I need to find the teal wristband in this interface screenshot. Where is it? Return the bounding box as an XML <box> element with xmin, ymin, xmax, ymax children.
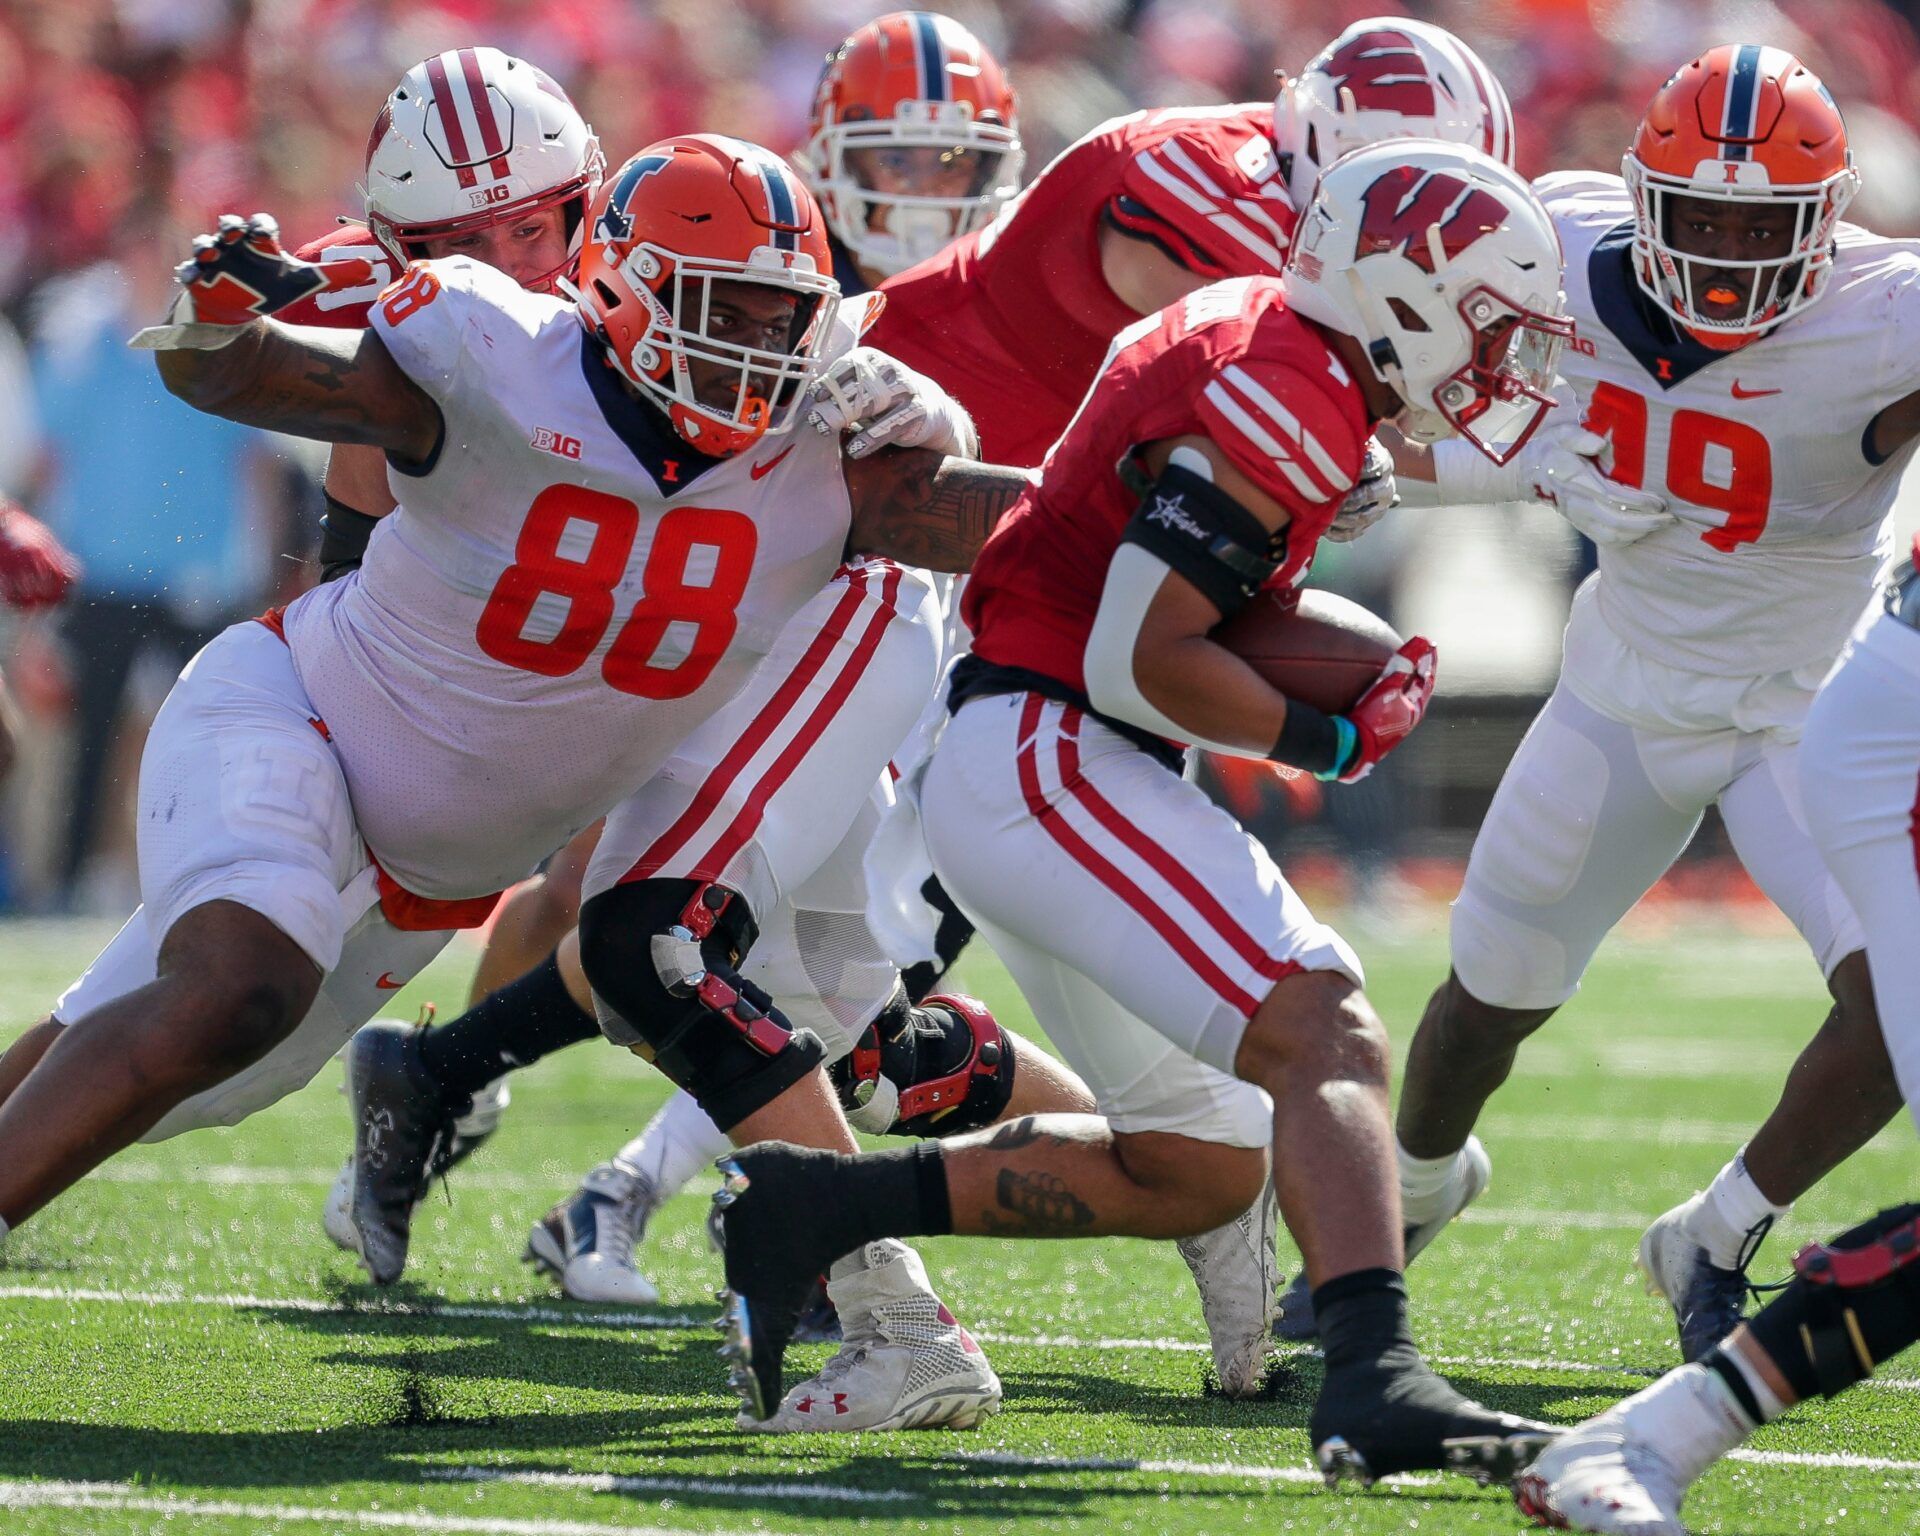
<box><xmin>1313</xmin><ymin>716</ymin><xmax>1359</xmax><ymax>781</ymax></box>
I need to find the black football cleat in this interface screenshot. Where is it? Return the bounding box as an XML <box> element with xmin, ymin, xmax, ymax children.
<box><xmin>706</xmin><ymin>1148</ymin><xmax>845</xmax><ymax>1419</ymax></box>
<box><xmin>345</xmin><ymin>1020</ymin><xmax>465</xmax><ymax>1286</ymax></box>
<box><xmin>1311</xmin><ymin>1351</ymin><xmax>1560</xmax><ymax>1488</ymax></box>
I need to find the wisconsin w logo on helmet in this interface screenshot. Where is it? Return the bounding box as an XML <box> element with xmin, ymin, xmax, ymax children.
<box><xmin>1321</xmin><ymin>30</ymin><xmax>1441</xmax><ymax>115</ymax></box>
<box><xmin>1355</xmin><ymin>167</ymin><xmax>1508</xmax><ymax>275</ymax></box>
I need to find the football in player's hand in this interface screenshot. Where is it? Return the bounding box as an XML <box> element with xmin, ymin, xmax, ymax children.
<box><xmin>1213</xmin><ymin>589</ymin><xmax>1402</xmax><ymax>714</ymax></box>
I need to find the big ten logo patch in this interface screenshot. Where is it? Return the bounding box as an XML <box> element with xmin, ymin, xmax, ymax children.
<box><xmin>531</xmin><ymin>427</ymin><xmax>584</xmax><ymax>460</ymax></box>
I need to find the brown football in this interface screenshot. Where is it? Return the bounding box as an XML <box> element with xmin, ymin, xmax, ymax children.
<box><xmin>1212</xmin><ymin>589</ymin><xmax>1401</xmax><ymax>715</ymax></box>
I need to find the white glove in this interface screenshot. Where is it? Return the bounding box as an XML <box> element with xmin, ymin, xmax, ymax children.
<box><xmin>1325</xmin><ymin>435</ymin><xmax>1397</xmax><ymax>543</ymax></box>
<box><xmin>1525</xmin><ymin>418</ymin><xmax>1674</xmax><ymax>547</ymax></box>
<box><xmin>805</xmin><ymin>347</ymin><xmax>978</xmax><ymax>459</ymax></box>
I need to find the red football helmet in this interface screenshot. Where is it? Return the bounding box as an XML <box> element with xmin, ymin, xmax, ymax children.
<box><xmin>796</xmin><ymin>10</ymin><xmax>1022</xmax><ymax>277</ymax></box>
<box><xmin>362</xmin><ymin>47</ymin><xmax>604</xmax><ymax>294</ymax></box>
<box><xmin>576</xmin><ymin>136</ymin><xmax>842</xmax><ymax>458</ymax></box>
<box><xmin>1624</xmin><ymin>45</ymin><xmax>1858</xmax><ymax>349</ymax></box>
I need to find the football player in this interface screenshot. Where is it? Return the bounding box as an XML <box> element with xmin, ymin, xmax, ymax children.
<box><xmin>0</xmin><ymin>136</ymin><xmax>1011</xmax><ymax>1390</ymax></box>
<box><xmin>0</xmin><ymin>500</ymin><xmax>80</xmax><ymax>783</ymax></box>
<box><xmin>709</xmin><ymin>140</ymin><xmax>1575</xmax><ymax>1481</ymax></box>
<box><xmin>1284</xmin><ymin>47</ymin><xmax>1920</xmax><ymax>1359</ymax></box>
<box><xmin>1514</xmin><ymin>543</ymin><xmax>1920</xmax><ymax>1530</ymax></box>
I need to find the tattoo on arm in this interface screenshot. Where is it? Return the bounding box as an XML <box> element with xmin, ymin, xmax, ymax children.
<box><xmin>849</xmin><ymin>448</ymin><xmax>1030</xmax><ymax>572</ymax></box>
<box><xmin>154</xmin><ymin>323</ymin><xmax>440</xmax><ymax>460</ymax></box>
<box><xmin>982</xmin><ymin>1169</ymin><xmax>1096</xmax><ymax>1236</ymax></box>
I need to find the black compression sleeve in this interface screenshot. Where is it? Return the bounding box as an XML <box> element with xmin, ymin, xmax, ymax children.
<box><xmin>319</xmin><ymin>495</ymin><xmax>381</xmax><ymax>582</ymax></box>
<box><xmin>1119</xmin><ymin>460</ymin><xmax>1284</xmax><ymax>618</ymax></box>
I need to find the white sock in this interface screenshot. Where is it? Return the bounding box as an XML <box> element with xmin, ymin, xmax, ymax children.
<box><xmin>1692</xmin><ymin>1149</ymin><xmax>1791</xmax><ymax>1270</ymax></box>
<box><xmin>615</xmin><ymin>1090</ymin><xmax>730</xmax><ymax>1201</ymax></box>
<box><xmin>1616</xmin><ymin>1362</ymin><xmax>1758</xmax><ymax>1487</ymax></box>
<box><xmin>1398</xmin><ymin>1140</ymin><xmax>1464</xmax><ymax>1226</ymax></box>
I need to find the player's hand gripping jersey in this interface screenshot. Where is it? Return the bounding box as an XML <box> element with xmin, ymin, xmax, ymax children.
<box><xmin>1545</xmin><ymin>170</ymin><xmax>1920</xmax><ymax>682</ymax></box>
<box><xmin>280</xmin><ymin>257</ymin><xmax>869</xmax><ymax>900</ymax></box>
<box><xmin>869</xmin><ymin>107</ymin><xmax>1296</xmax><ymax>465</ymax></box>
<box><xmin>961</xmin><ymin>275</ymin><xmax>1366</xmax><ymax>712</ymax></box>
<box><xmin>280</xmin><ymin>225</ymin><xmax>399</xmax><ymax>329</ymax></box>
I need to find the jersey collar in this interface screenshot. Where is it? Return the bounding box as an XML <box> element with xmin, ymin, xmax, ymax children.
<box><xmin>578</xmin><ymin>333</ymin><xmax>726</xmax><ymax>493</ymax></box>
<box><xmin>1588</xmin><ymin>221</ymin><xmax>1727</xmax><ymax>391</ymax></box>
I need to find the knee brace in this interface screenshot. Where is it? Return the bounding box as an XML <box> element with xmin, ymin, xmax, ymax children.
<box><xmin>901</xmin><ymin>874</ymin><xmax>977</xmax><ymax>1004</ymax></box>
<box><xmin>829</xmin><ymin>989</ymin><xmax>1015</xmax><ymax>1138</ymax></box>
<box><xmin>1740</xmin><ymin>1204</ymin><xmax>1920</xmax><ymax>1400</ymax></box>
<box><xmin>577</xmin><ymin>878</ymin><xmax>826</xmax><ymax>1134</ymax></box>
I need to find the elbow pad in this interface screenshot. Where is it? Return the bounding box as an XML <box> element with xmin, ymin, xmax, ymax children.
<box><xmin>1118</xmin><ymin>458</ymin><xmax>1286</xmax><ymax>620</ymax></box>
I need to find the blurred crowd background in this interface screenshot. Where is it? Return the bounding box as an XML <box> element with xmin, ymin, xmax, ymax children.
<box><xmin>3</xmin><ymin>0</ymin><xmax>1919</xmax><ymax>918</ymax></box>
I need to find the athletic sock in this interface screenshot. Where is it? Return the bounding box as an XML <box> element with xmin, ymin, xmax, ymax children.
<box><xmin>757</xmin><ymin>1142</ymin><xmax>951</xmax><ymax>1262</ymax></box>
<box><xmin>1398</xmin><ymin>1141</ymin><xmax>1465</xmax><ymax>1227</ymax></box>
<box><xmin>1313</xmin><ymin>1267</ymin><xmax>1418</xmax><ymax>1367</ymax></box>
<box><xmin>615</xmin><ymin>1090</ymin><xmax>730</xmax><ymax>1200</ymax></box>
<box><xmin>416</xmin><ymin>950</ymin><xmax>598</xmax><ymax>1102</ymax></box>
<box><xmin>1692</xmin><ymin>1149</ymin><xmax>1791</xmax><ymax>1270</ymax></box>
<box><xmin>1615</xmin><ymin>1361</ymin><xmax>1760</xmax><ymax>1488</ymax></box>
<box><xmin>1703</xmin><ymin>1342</ymin><xmax>1790</xmax><ymax>1425</ymax></box>
<box><xmin>829</xmin><ymin>1237</ymin><xmax>913</xmax><ymax>1282</ymax></box>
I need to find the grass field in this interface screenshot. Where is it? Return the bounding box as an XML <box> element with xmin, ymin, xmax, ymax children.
<box><xmin>3</xmin><ymin>912</ymin><xmax>1917</xmax><ymax>1536</ymax></box>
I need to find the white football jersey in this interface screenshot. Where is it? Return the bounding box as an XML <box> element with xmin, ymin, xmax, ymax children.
<box><xmin>1546</xmin><ymin>171</ymin><xmax>1920</xmax><ymax>679</ymax></box>
<box><xmin>283</xmin><ymin>257</ymin><xmax>860</xmax><ymax>899</ymax></box>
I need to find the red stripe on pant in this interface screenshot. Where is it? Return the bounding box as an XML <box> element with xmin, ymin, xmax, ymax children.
<box><xmin>458</xmin><ymin>47</ymin><xmax>513</xmax><ymax>181</ymax></box>
<box><xmin>424</xmin><ymin>53</ymin><xmax>479</xmax><ymax>189</ymax></box>
<box><xmin>618</xmin><ymin>567</ymin><xmax>893</xmax><ymax>885</ymax></box>
<box><xmin>686</xmin><ymin>564</ymin><xmax>907</xmax><ymax>879</ymax></box>
<box><xmin>1013</xmin><ymin>694</ymin><xmax>1262</xmax><ymax>1018</ymax></box>
<box><xmin>1908</xmin><ymin>767</ymin><xmax>1920</xmax><ymax>889</ymax></box>
<box><xmin>1054</xmin><ymin>707</ymin><xmax>1301</xmax><ymax>984</ymax></box>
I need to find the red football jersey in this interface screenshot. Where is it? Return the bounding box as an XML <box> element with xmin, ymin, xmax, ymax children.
<box><xmin>280</xmin><ymin>223</ymin><xmax>401</xmax><ymax>329</ymax></box>
<box><xmin>964</xmin><ymin>276</ymin><xmax>1371</xmax><ymax>695</ymax></box>
<box><xmin>868</xmin><ymin>105</ymin><xmax>1296</xmax><ymax>467</ymax></box>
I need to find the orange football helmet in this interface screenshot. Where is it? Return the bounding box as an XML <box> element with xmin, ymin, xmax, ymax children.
<box><xmin>576</xmin><ymin>136</ymin><xmax>841</xmax><ymax>457</ymax></box>
<box><xmin>797</xmin><ymin>10</ymin><xmax>1022</xmax><ymax>277</ymax></box>
<box><xmin>1624</xmin><ymin>44</ymin><xmax>1858</xmax><ymax>349</ymax></box>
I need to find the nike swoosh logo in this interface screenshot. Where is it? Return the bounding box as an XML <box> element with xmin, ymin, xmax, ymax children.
<box><xmin>750</xmin><ymin>445</ymin><xmax>795</xmax><ymax>480</ymax></box>
<box><xmin>1730</xmin><ymin>381</ymin><xmax>1782</xmax><ymax>399</ymax></box>
<box><xmin>375</xmin><ymin>973</ymin><xmax>405</xmax><ymax>990</ymax></box>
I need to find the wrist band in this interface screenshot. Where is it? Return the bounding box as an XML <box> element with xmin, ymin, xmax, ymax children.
<box><xmin>1270</xmin><ymin>700</ymin><xmax>1343</xmax><ymax>775</ymax></box>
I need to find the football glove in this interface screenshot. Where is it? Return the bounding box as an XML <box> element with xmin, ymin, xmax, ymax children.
<box><xmin>1525</xmin><ymin>417</ymin><xmax>1673</xmax><ymax>548</ymax></box>
<box><xmin>805</xmin><ymin>347</ymin><xmax>978</xmax><ymax>459</ymax></box>
<box><xmin>130</xmin><ymin>213</ymin><xmax>379</xmax><ymax>352</ymax></box>
<box><xmin>0</xmin><ymin>505</ymin><xmax>79</xmax><ymax>610</ymax></box>
<box><xmin>1324</xmin><ymin>637</ymin><xmax>1436</xmax><ymax>784</ymax></box>
<box><xmin>1325</xmin><ymin>435</ymin><xmax>1397</xmax><ymax>543</ymax></box>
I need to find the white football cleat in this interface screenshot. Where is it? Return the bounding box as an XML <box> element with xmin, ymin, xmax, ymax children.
<box><xmin>1176</xmin><ymin>1182</ymin><xmax>1279</xmax><ymax>1397</ymax></box>
<box><xmin>1637</xmin><ymin>1197</ymin><xmax>1757</xmax><ymax>1363</ymax></box>
<box><xmin>1515</xmin><ymin>1413</ymin><xmax>1688</xmax><ymax>1535</ymax></box>
<box><xmin>743</xmin><ymin>1242</ymin><xmax>1001</xmax><ymax>1432</ymax></box>
<box><xmin>322</xmin><ymin>1159</ymin><xmax>358</xmax><ymax>1252</ymax></box>
<box><xmin>525</xmin><ymin>1160</ymin><xmax>662</xmax><ymax>1306</ymax></box>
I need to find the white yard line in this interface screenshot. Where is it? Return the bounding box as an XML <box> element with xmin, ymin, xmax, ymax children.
<box><xmin>0</xmin><ymin>1481</ymin><xmax>785</xmax><ymax>1536</ymax></box>
<box><xmin>426</xmin><ymin>1466</ymin><xmax>909</xmax><ymax>1503</ymax></box>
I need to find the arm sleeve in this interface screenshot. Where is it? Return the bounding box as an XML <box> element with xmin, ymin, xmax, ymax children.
<box><xmin>1191</xmin><ymin>360</ymin><xmax>1364</xmax><ymax>526</ymax></box>
<box><xmin>1106</xmin><ymin>132</ymin><xmax>1291</xmax><ymax>279</ymax></box>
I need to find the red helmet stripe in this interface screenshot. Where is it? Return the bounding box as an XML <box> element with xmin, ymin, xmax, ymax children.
<box><xmin>424</xmin><ymin>53</ymin><xmax>479</xmax><ymax>189</ymax></box>
<box><xmin>1453</xmin><ymin>36</ymin><xmax>1508</xmax><ymax>163</ymax></box>
<box><xmin>459</xmin><ymin>48</ymin><xmax>514</xmax><ymax>181</ymax></box>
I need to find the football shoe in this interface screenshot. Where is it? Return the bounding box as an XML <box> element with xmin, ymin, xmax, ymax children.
<box><xmin>744</xmin><ymin>1242</ymin><xmax>1000</xmax><ymax>1432</ymax></box>
<box><xmin>1274</xmin><ymin>1135</ymin><xmax>1491</xmax><ymax>1341</ymax></box>
<box><xmin>1177</xmin><ymin>1181</ymin><xmax>1280</xmax><ymax>1397</ymax></box>
<box><xmin>524</xmin><ymin>1159</ymin><xmax>662</xmax><ymax>1306</ymax></box>
<box><xmin>344</xmin><ymin>1020</ymin><xmax>466</xmax><ymax>1285</ymax></box>
<box><xmin>1515</xmin><ymin>1412</ymin><xmax>1687</xmax><ymax>1535</ymax></box>
<box><xmin>1637</xmin><ymin>1196</ymin><xmax>1763</xmax><ymax>1362</ymax></box>
<box><xmin>323</xmin><ymin>1077</ymin><xmax>510</xmax><ymax>1254</ymax></box>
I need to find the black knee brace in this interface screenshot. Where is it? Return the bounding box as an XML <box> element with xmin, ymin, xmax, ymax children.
<box><xmin>829</xmin><ymin>989</ymin><xmax>1015</xmax><ymax>1138</ymax></box>
<box><xmin>1740</xmin><ymin>1203</ymin><xmax>1920</xmax><ymax>1400</ymax></box>
<box><xmin>901</xmin><ymin>874</ymin><xmax>977</xmax><ymax>1004</ymax></box>
<box><xmin>577</xmin><ymin>878</ymin><xmax>826</xmax><ymax>1133</ymax></box>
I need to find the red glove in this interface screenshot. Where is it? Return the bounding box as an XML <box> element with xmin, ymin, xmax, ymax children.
<box><xmin>0</xmin><ymin>505</ymin><xmax>79</xmax><ymax>610</ymax></box>
<box><xmin>1334</xmin><ymin>637</ymin><xmax>1436</xmax><ymax>783</ymax></box>
<box><xmin>130</xmin><ymin>213</ymin><xmax>379</xmax><ymax>351</ymax></box>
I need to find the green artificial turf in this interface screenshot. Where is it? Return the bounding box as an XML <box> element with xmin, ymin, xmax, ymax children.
<box><xmin>2</xmin><ymin>914</ymin><xmax>1915</xmax><ymax>1535</ymax></box>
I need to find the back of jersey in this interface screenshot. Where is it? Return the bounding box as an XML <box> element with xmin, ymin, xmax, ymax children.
<box><xmin>1547</xmin><ymin>171</ymin><xmax>1920</xmax><ymax>678</ymax></box>
<box><xmin>966</xmin><ymin>276</ymin><xmax>1365</xmax><ymax>697</ymax></box>
<box><xmin>281</xmin><ymin>257</ymin><xmax>854</xmax><ymax>899</ymax></box>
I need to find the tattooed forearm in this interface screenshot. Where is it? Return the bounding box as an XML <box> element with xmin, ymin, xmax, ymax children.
<box><xmin>979</xmin><ymin>1115</ymin><xmax>1104</xmax><ymax>1153</ymax></box>
<box><xmin>155</xmin><ymin>323</ymin><xmax>439</xmax><ymax>458</ymax></box>
<box><xmin>985</xmin><ymin>1169</ymin><xmax>1096</xmax><ymax>1235</ymax></box>
<box><xmin>849</xmin><ymin>448</ymin><xmax>1030</xmax><ymax>572</ymax></box>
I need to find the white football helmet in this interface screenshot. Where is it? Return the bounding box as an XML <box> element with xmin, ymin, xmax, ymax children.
<box><xmin>1283</xmin><ymin>141</ymin><xmax>1570</xmax><ymax>464</ymax></box>
<box><xmin>1274</xmin><ymin>18</ymin><xmax>1516</xmax><ymax>211</ymax></box>
<box><xmin>363</xmin><ymin>46</ymin><xmax>605</xmax><ymax>292</ymax></box>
